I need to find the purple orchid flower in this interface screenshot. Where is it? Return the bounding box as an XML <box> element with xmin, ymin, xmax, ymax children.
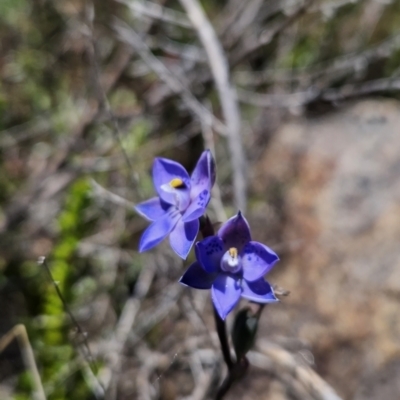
<box><xmin>135</xmin><ymin>150</ymin><xmax>216</xmax><ymax>259</ymax></box>
<box><xmin>179</xmin><ymin>212</ymin><xmax>279</xmax><ymax>319</ymax></box>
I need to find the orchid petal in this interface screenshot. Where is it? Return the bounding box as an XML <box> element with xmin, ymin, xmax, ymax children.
<box><xmin>182</xmin><ymin>190</ymin><xmax>210</xmax><ymax>222</ymax></box>
<box><xmin>169</xmin><ymin>219</ymin><xmax>199</xmax><ymax>259</ymax></box>
<box><xmin>152</xmin><ymin>157</ymin><xmax>190</xmax><ymax>206</ymax></box>
<box><xmin>212</xmin><ymin>274</ymin><xmax>242</xmax><ymax>320</ymax></box>
<box><xmin>179</xmin><ymin>261</ymin><xmax>217</xmax><ymax>289</ymax></box>
<box><xmin>218</xmin><ymin>211</ymin><xmax>251</xmax><ymax>251</ymax></box>
<box><xmin>134</xmin><ymin>197</ymin><xmax>170</xmax><ymax>221</ymax></box>
<box><xmin>195</xmin><ymin>236</ymin><xmax>224</xmax><ymax>273</ymax></box>
<box><xmin>241</xmin><ymin>278</ymin><xmax>278</xmax><ymax>303</ymax></box>
<box><xmin>242</xmin><ymin>241</ymin><xmax>279</xmax><ymax>282</ymax></box>
<box><xmin>190</xmin><ymin>150</ymin><xmax>216</xmax><ymax>199</ymax></box>
<box><xmin>139</xmin><ymin>209</ymin><xmax>180</xmax><ymax>252</ymax></box>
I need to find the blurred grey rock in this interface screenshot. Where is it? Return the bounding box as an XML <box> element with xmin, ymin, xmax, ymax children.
<box><xmin>253</xmin><ymin>99</ymin><xmax>400</xmax><ymax>399</ymax></box>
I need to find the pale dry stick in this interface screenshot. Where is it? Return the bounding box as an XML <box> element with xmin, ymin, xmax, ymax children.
<box><xmin>314</xmin><ymin>0</ymin><xmax>364</xmax><ymax>20</ymax></box>
<box><xmin>0</xmin><ymin>324</ymin><xmax>46</xmax><ymax>400</ymax></box>
<box><xmin>77</xmin><ymin>349</ymin><xmax>106</xmax><ymax>399</ymax></box>
<box><xmin>179</xmin><ymin>0</ymin><xmax>247</xmax><ymax>212</ymax></box>
<box><xmin>231</xmin><ymin>0</ymin><xmax>315</xmax><ymax>66</ymax></box>
<box><xmin>182</xmin><ymin>294</ymin><xmax>208</xmax><ymax>333</ymax></box>
<box><xmin>217</xmin><ymin>0</ymin><xmax>282</xmax><ymax>47</ymax></box>
<box><xmin>312</xmin><ymin>32</ymin><xmax>400</xmax><ymax>85</ymax></box>
<box><xmin>235</xmin><ymin>31</ymin><xmax>400</xmax><ymax>89</ymax></box>
<box><xmin>199</xmin><ymin>109</ymin><xmax>227</xmax><ymax>222</ymax></box>
<box><xmin>101</xmin><ymin>261</ymin><xmax>156</xmax><ymax>398</ymax></box>
<box><xmin>136</xmin><ymin>347</ymin><xmax>171</xmax><ymax>400</ymax></box>
<box><xmin>84</xmin><ymin>4</ymin><xmax>140</xmax><ymax>193</ymax></box>
<box><xmin>92</xmin><ymin>282</ymin><xmax>183</xmax><ymax>384</ymax></box>
<box><xmin>39</xmin><ymin>256</ymin><xmax>102</xmax><ymax>383</ymax></box>
<box><xmin>217</xmin><ymin>0</ymin><xmax>245</xmax><ymax>24</ymax></box>
<box><xmin>184</xmin><ymin>290</ymin><xmax>223</xmax><ymax>365</ymax></box>
<box><xmin>143</xmin><ymin>0</ymin><xmax>282</xmax><ymax>107</ymax></box>
<box><xmin>172</xmin><ymin>334</ymin><xmax>208</xmax><ymax>400</ymax></box>
<box><xmin>249</xmin><ymin>341</ymin><xmax>343</xmax><ymax>400</ymax></box>
<box><xmin>238</xmin><ymin>76</ymin><xmax>400</xmax><ymax>109</ymax></box>
<box><xmin>247</xmin><ymin>352</ymin><xmax>317</xmax><ymax>400</ymax></box>
<box><xmin>117</xmin><ymin>0</ymin><xmax>192</xmax><ymax>28</ymax></box>
<box><xmin>42</xmin><ymin>354</ymin><xmax>104</xmax><ymax>399</ymax></box>
<box><xmin>140</xmin><ymin>0</ymin><xmax>282</xmax><ymax>109</ymax></box>
<box><xmin>43</xmin><ymin>357</ymin><xmax>82</xmax><ymax>396</ymax></box>
<box><xmin>145</xmin><ymin>35</ymin><xmax>206</xmax><ymax>63</ymax></box>
<box><xmin>184</xmin><ymin>352</ymin><xmax>217</xmax><ymax>400</ymax></box>
<box><xmin>221</xmin><ymin>0</ymin><xmax>264</xmax><ymax>49</ymax></box>
<box><xmin>354</xmin><ymin>0</ymin><xmax>387</xmax><ymax>45</ymax></box>
<box><xmin>215</xmin><ymin>0</ymin><xmax>253</xmax><ymax>39</ymax></box>
<box><xmin>187</xmin><ymin>370</ymin><xmax>215</xmax><ymax>400</ymax></box>
<box><xmin>78</xmin><ymin>123</ymin><xmax>200</xmax><ymax>175</ymax></box>
<box><xmin>118</xmin><ymin>283</ymin><xmax>184</xmax><ymax>351</ymax></box>
<box><xmin>233</xmin><ymin>68</ymin><xmax>305</xmax><ymax>87</ymax></box>
<box><xmin>237</xmin><ymin>87</ymin><xmax>319</xmax><ymax>109</ymax></box>
<box><xmin>113</xmin><ymin>20</ymin><xmax>227</xmax><ymax>137</ymax></box>
<box><xmin>91</xmin><ymin>179</ymin><xmax>136</xmax><ymax>209</ymax></box>
<box><xmin>321</xmin><ymin>76</ymin><xmax>400</xmax><ymax>102</ymax></box>
<box><xmin>0</xmin><ymin>115</ymin><xmax>51</xmax><ymax>148</ymax></box>
<box><xmin>0</xmin><ymin>42</ymin><xmax>134</xmax><ymax>234</ymax></box>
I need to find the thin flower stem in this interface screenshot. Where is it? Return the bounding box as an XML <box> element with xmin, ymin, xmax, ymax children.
<box><xmin>215</xmin><ymin>358</ymin><xmax>249</xmax><ymax>400</ymax></box>
<box><xmin>213</xmin><ymin>306</ymin><xmax>234</xmax><ymax>371</ymax></box>
<box><xmin>199</xmin><ymin>215</ymin><xmax>234</xmax><ymax>371</ymax></box>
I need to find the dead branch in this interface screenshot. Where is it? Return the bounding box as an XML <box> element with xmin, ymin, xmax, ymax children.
<box><xmin>113</xmin><ymin>19</ymin><xmax>228</xmax><ymax>137</ymax></box>
<box><xmin>248</xmin><ymin>340</ymin><xmax>343</xmax><ymax>400</ymax></box>
<box><xmin>0</xmin><ymin>325</ymin><xmax>46</xmax><ymax>400</ymax></box>
<box><xmin>179</xmin><ymin>0</ymin><xmax>247</xmax><ymax>212</ymax></box>
<box><xmin>118</xmin><ymin>0</ymin><xmax>192</xmax><ymax>29</ymax></box>
<box><xmin>101</xmin><ymin>261</ymin><xmax>156</xmax><ymax>399</ymax></box>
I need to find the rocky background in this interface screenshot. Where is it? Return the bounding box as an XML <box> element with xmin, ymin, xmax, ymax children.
<box><xmin>252</xmin><ymin>99</ymin><xmax>400</xmax><ymax>399</ymax></box>
<box><xmin>1</xmin><ymin>0</ymin><xmax>400</xmax><ymax>399</ymax></box>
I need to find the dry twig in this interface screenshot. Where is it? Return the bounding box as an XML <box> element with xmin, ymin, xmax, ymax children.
<box><xmin>0</xmin><ymin>325</ymin><xmax>46</xmax><ymax>400</ymax></box>
<box><xmin>113</xmin><ymin>19</ymin><xmax>228</xmax><ymax>137</ymax></box>
<box><xmin>248</xmin><ymin>340</ymin><xmax>343</xmax><ymax>400</ymax></box>
<box><xmin>101</xmin><ymin>261</ymin><xmax>156</xmax><ymax>399</ymax></box>
<box><xmin>179</xmin><ymin>0</ymin><xmax>247</xmax><ymax>212</ymax></box>
<box><xmin>118</xmin><ymin>0</ymin><xmax>192</xmax><ymax>28</ymax></box>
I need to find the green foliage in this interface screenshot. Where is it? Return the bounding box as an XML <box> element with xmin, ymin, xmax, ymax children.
<box><xmin>110</xmin><ymin>87</ymin><xmax>138</xmax><ymax>110</ymax></box>
<box><xmin>280</xmin><ymin>35</ymin><xmax>319</xmax><ymax>69</ymax></box>
<box><xmin>0</xmin><ymin>0</ymin><xmax>30</xmax><ymax>25</ymax></box>
<box><xmin>40</xmin><ymin>179</ymin><xmax>92</xmax><ymax>399</ymax></box>
<box><xmin>120</xmin><ymin>118</ymin><xmax>152</xmax><ymax>156</ymax></box>
<box><xmin>385</xmin><ymin>48</ymin><xmax>400</xmax><ymax>76</ymax></box>
<box><xmin>231</xmin><ymin>308</ymin><xmax>259</xmax><ymax>361</ymax></box>
<box><xmin>13</xmin><ymin>370</ymin><xmax>36</xmax><ymax>400</ymax></box>
<box><xmin>3</xmin><ymin>0</ymin><xmax>400</xmax><ymax>398</ymax></box>
<box><xmin>12</xmin><ymin>178</ymin><xmax>95</xmax><ymax>400</ymax></box>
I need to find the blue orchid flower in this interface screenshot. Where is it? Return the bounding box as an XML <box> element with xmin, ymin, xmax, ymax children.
<box><xmin>180</xmin><ymin>212</ymin><xmax>279</xmax><ymax>319</ymax></box>
<box><xmin>135</xmin><ymin>150</ymin><xmax>216</xmax><ymax>259</ymax></box>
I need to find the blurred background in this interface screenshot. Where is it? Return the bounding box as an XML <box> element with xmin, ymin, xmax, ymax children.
<box><xmin>1</xmin><ymin>0</ymin><xmax>400</xmax><ymax>399</ymax></box>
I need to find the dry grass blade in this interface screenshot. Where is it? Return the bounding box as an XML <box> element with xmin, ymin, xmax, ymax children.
<box><xmin>0</xmin><ymin>325</ymin><xmax>46</xmax><ymax>400</ymax></box>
